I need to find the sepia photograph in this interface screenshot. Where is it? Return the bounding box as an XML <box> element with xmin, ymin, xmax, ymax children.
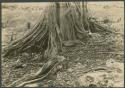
<box><xmin>2</xmin><ymin>1</ymin><xmax>124</xmax><ymax>87</ymax></box>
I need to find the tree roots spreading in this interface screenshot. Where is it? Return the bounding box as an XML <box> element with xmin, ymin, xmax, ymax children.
<box><xmin>4</xmin><ymin>2</ymin><xmax>114</xmax><ymax>87</ymax></box>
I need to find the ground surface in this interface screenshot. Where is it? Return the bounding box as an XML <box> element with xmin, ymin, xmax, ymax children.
<box><xmin>2</xmin><ymin>2</ymin><xmax>124</xmax><ymax>87</ymax></box>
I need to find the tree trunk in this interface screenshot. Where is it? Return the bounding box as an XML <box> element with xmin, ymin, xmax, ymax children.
<box><xmin>5</xmin><ymin>2</ymin><xmax>114</xmax><ymax>87</ymax></box>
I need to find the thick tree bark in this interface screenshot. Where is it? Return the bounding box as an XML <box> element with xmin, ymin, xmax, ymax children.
<box><xmin>4</xmin><ymin>2</ymin><xmax>112</xmax><ymax>57</ymax></box>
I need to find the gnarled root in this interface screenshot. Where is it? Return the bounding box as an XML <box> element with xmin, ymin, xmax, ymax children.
<box><xmin>8</xmin><ymin>56</ymin><xmax>66</xmax><ymax>87</ymax></box>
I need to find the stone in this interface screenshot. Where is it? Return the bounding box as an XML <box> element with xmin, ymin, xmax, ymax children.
<box><xmin>77</xmin><ymin>59</ymin><xmax>124</xmax><ymax>87</ymax></box>
<box><xmin>77</xmin><ymin>71</ymin><xmax>108</xmax><ymax>87</ymax></box>
<box><xmin>67</xmin><ymin>68</ymin><xmax>73</xmax><ymax>72</ymax></box>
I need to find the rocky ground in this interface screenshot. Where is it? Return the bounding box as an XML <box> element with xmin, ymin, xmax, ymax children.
<box><xmin>2</xmin><ymin>2</ymin><xmax>124</xmax><ymax>87</ymax></box>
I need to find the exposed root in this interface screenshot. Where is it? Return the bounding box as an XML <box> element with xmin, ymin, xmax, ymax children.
<box><xmin>8</xmin><ymin>56</ymin><xmax>66</xmax><ymax>87</ymax></box>
<box><xmin>83</xmin><ymin>67</ymin><xmax>110</xmax><ymax>74</ymax></box>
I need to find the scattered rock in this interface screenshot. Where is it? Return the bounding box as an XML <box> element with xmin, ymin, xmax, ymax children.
<box><xmin>77</xmin><ymin>71</ymin><xmax>109</xmax><ymax>87</ymax></box>
<box><xmin>106</xmin><ymin>58</ymin><xmax>124</xmax><ymax>73</ymax></box>
<box><xmin>67</xmin><ymin>68</ymin><xmax>73</xmax><ymax>72</ymax></box>
<box><xmin>77</xmin><ymin>59</ymin><xmax>124</xmax><ymax>87</ymax></box>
